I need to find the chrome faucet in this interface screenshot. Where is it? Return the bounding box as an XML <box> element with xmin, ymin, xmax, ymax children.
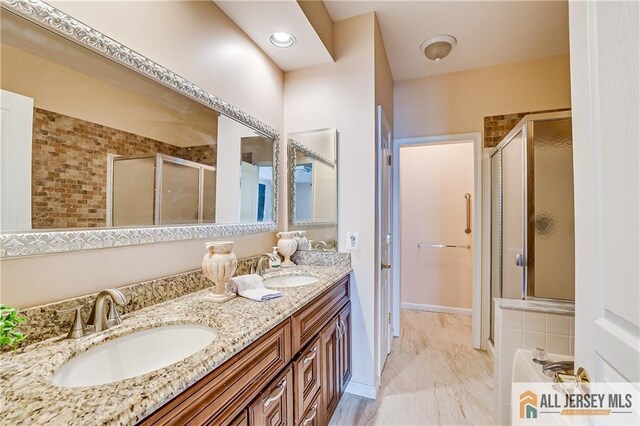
<box><xmin>252</xmin><ymin>253</ymin><xmax>279</xmax><ymax>276</ymax></box>
<box><xmin>88</xmin><ymin>289</ymin><xmax>127</xmax><ymax>332</ymax></box>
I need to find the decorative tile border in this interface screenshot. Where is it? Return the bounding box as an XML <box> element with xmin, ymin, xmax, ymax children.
<box><xmin>0</xmin><ymin>0</ymin><xmax>280</xmax><ymax>258</ymax></box>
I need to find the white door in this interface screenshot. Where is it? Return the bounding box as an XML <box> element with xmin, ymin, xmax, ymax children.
<box><xmin>570</xmin><ymin>1</ymin><xmax>639</xmax><ymax>383</ymax></box>
<box><xmin>378</xmin><ymin>105</ymin><xmax>393</xmax><ymax>376</ymax></box>
<box><xmin>0</xmin><ymin>90</ymin><xmax>33</xmax><ymax>231</ymax></box>
<box><xmin>240</xmin><ymin>161</ymin><xmax>259</xmax><ymax>222</ymax></box>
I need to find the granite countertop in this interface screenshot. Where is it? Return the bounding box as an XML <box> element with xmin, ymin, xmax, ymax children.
<box><xmin>0</xmin><ymin>265</ymin><xmax>352</xmax><ymax>425</ymax></box>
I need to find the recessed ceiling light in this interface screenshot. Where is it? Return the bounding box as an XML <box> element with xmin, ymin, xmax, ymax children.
<box><xmin>269</xmin><ymin>32</ymin><xmax>296</xmax><ymax>48</ymax></box>
<box><xmin>420</xmin><ymin>35</ymin><xmax>457</xmax><ymax>63</ymax></box>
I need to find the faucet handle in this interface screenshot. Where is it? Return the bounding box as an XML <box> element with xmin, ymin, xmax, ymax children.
<box><xmin>106</xmin><ymin>299</ymin><xmax>123</xmax><ymax>327</ymax></box>
<box><xmin>56</xmin><ymin>305</ymin><xmax>89</xmax><ymax>339</ymax></box>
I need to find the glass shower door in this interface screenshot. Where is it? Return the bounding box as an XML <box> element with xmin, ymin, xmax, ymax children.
<box><xmin>490</xmin><ymin>152</ymin><xmax>502</xmax><ymax>342</ymax></box>
<box><xmin>501</xmin><ymin>129</ymin><xmax>526</xmax><ymax>299</ymax></box>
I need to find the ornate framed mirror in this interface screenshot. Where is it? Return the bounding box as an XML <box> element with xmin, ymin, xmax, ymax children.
<box><xmin>287</xmin><ymin>128</ymin><xmax>337</xmax><ymax>230</ymax></box>
<box><xmin>0</xmin><ymin>0</ymin><xmax>280</xmax><ymax>258</ymax></box>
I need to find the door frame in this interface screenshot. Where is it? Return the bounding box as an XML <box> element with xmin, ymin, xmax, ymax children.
<box><xmin>376</xmin><ymin>105</ymin><xmax>393</xmax><ymax>381</ymax></box>
<box><xmin>392</xmin><ymin>132</ymin><xmax>484</xmax><ymax>349</ymax></box>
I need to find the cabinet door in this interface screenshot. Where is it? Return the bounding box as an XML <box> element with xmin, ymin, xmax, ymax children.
<box><xmin>248</xmin><ymin>366</ymin><xmax>294</xmax><ymax>426</ymax></box>
<box><xmin>319</xmin><ymin>317</ymin><xmax>340</xmax><ymax>420</ymax></box>
<box><xmin>294</xmin><ymin>337</ymin><xmax>321</xmax><ymax>424</ymax></box>
<box><xmin>337</xmin><ymin>302</ymin><xmax>352</xmax><ymax>393</ymax></box>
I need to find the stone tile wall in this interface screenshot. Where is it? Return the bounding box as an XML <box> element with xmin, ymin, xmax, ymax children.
<box><xmin>32</xmin><ymin>108</ymin><xmax>216</xmax><ymax>229</ymax></box>
<box><xmin>483</xmin><ymin>108</ymin><xmax>570</xmax><ymax>148</ymax></box>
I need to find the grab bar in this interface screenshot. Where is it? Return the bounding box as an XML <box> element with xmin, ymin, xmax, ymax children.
<box><xmin>464</xmin><ymin>193</ymin><xmax>471</xmax><ymax>234</ymax></box>
<box><xmin>418</xmin><ymin>243</ymin><xmax>470</xmax><ymax>249</ymax></box>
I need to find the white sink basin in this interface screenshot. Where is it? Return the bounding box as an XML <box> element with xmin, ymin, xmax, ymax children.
<box><xmin>263</xmin><ymin>275</ymin><xmax>319</xmax><ymax>288</ymax></box>
<box><xmin>52</xmin><ymin>324</ymin><xmax>217</xmax><ymax>388</ymax></box>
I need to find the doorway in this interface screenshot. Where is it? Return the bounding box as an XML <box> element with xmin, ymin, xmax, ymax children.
<box><xmin>392</xmin><ymin>133</ymin><xmax>483</xmax><ymax>348</ymax></box>
<box><xmin>376</xmin><ymin>105</ymin><xmax>393</xmax><ymax>378</ymax></box>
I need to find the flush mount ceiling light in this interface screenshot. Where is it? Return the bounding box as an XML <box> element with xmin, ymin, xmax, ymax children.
<box><xmin>269</xmin><ymin>32</ymin><xmax>296</xmax><ymax>48</ymax></box>
<box><xmin>420</xmin><ymin>35</ymin><xmax>457</xmax><ymax>63</ymax></box>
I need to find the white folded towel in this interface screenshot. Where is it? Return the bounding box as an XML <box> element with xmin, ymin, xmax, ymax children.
<box><xmin>230</xmin><ymin>274</ymin><xmax>283</xmax><ymax>302</ymax></box>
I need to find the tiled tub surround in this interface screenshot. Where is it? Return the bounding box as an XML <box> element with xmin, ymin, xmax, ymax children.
<box><xmin>493</xmin><ymin>298</ymin><xmax>575</xmax><ymax>424</ymax></box>
<box><xmin>0</xmin><ymin>263</ymin><xmax>352</xmax><ymax>425</ymax></box>
<box><xmin>16</xmin><ymin>254</ymin><xmax>279</xmax><ymax>346</ymax></box>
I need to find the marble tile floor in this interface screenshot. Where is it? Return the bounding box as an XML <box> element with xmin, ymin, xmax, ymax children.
<box><xmin>330</xmin><ymin>310</ymin><xmax>494</xmax><ymax>426</ymax></box>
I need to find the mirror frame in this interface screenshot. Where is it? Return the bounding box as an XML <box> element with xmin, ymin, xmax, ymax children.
<box><xmin>288</xmin><ymin>133</ymin><xmax>337</xmax><ymax>230</ymax></box>
<box><xmin>0</xmin><ymin>0</ymin><xmax>280</xmax><ymax>258</ymax></box>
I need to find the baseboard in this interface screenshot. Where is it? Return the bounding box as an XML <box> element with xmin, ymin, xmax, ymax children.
<box><xmin>402</xmin><ymin>302</ymin><xmax>472</xmax><ymax>317</ymax></box>
<box><xmin>345</xmin><ymin>381</ymin><xmax>377</xmax><ymax>400</ymax></box>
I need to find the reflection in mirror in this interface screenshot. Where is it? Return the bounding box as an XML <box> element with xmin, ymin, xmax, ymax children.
<box><xmin>0</xmin><ymin>11</ymin><xmax>275</xmax><ymax>232</ymax></box>
<box><xmin>288</xmin><ymin>128</ymin><xmax>337</xmax><ymax>235</ymax></box>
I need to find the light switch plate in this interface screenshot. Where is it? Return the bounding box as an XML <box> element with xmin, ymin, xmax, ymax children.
<box><xmin>346</xmin><ymin>232</ymin><xmax>359</xmax><ymax>251</ymax></box>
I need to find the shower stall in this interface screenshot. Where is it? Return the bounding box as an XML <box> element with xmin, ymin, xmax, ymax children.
<box><xmin>110</xmin><ymin>153</ymin><xmax>216</xmax><ymax>227</ymax></box>
<box><xmin>489</xmin><ymin>111</ymin><xmax>575</xmax><ymax>342</ymax></box>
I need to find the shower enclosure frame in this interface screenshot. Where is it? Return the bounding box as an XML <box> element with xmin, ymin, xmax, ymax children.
<box><xmin>488</xmin><ymin>110</ymin><xmax>572</xmax><ymax>342</ymax></box>
<box><xmin>109</xmin><ymin>153</ymin><xmax>216</xmax><ymax>226</ymax></box>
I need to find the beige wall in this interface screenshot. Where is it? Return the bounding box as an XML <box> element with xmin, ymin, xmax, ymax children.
<box><xmin>400</xmin><ymin>143</ymin><xmax>474</xmax><ymax>310</ymax></box>
<box><xmin>285</xmin><ymin>12</ymin><xmax>378</xmax><ymax>390</ymax></box>
<box><xmin>0</xmin><ymin>43</ymin><xmax>218</xmax><ymax>148</ymax></box>
<box><xmin>1</xmin><ymin>0</ymin><xmax>283</xmax><ymax>308</ymax></box>
<box><xmin>394</xmin><ymin>54</ymin><xmax>571</xmax><ymax>138</ymax></box>
<box><xmin>374</xmin><ymin>15</ymin><xmax>394</xmax><ymax>126</ymax></box>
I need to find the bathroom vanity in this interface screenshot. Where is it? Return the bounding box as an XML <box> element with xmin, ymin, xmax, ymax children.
<box><xmin>141</xmin><ymin>274</ymin><xmax>351</xmax><ymax>426</ymax></box>
<box><xmin>0</xmin><ymin>264</ymin><xmax>352</xmax><ymax>425</ymax></box>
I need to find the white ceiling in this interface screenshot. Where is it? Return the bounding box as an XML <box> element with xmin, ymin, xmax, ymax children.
<box><xmin>215</xmin><ymin>0</ymin><xmax>334</xmax><ymax>71</ymax></box>
<box><xmin>325</xmin><ymin>0</ymin><xmax>570</xmax><ymax>81</ymax></box>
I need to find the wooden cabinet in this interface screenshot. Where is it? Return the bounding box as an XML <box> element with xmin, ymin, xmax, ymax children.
<box><xmin>228</xmin><ymin>410</ymin><xmax>248</xmax><ymax>426</ymax></box>
<box><xmin>292</xmin><ymin>276</ymin><xmax>349</xmax><ymax>354</ymax></box>
<box><xmin>140</xmin><ymin>275</ymin><xmax>351</xmax><ymax>426</ymax></box>
<box><xmin>318</xmin><ymin>302</ymin><xmax>352</xmax><ymax>423</ymax></box>
<box><xmin>319</xmin><ymin>318</ymin><xmax>340</xmax><ymax>420</ymax></box>
<box><xmin>294</xmin><ymin>337</ymin><xmax>321</xmax><ymax>424</ymax></box>
<box><xmin>248</xmin><ymin>366</ymin><xmax>294</xmax><ymax>426</ymax></box>
<box><xmin>337</xmin><ymin>302</ymin><xmax>352</xmax><ymax>392</ymax></box>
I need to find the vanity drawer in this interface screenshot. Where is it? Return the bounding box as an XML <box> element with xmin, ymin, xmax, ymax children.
<box><xmin>297</xmin><ymin>392</ymin><xmax>320</xmax><ymax>426</ymax></box>
<box><xmin>141</xmin><ymin>319</ymin><xmax>291</xmax><ymax>426</ymax></box>
<box><xmin>248</xmin><ymin>365</ymin><xmax>294</xmax><ymax>426</ymax></box>
<box><xmin>293</xmin><ymin>337</ymin><xmax>321</xmax><ymax>423</ymax></box>
<box><xmin>292</xmin><ymin>275</ymin><xmax>350</xmax><ymax>353</ymax></box>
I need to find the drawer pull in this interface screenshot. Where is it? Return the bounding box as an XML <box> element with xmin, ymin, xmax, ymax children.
<box><xmin>335</xmin><ymin>319</ymin><xmax>342</xmax><ymax>341</ymax></box>
<box><xmin>301</xmin><ymin>403</ymin><xmax>318</xmax><ymax>426</ymax></box>
<box><xmin>263</xmin><ymin>379</ymin><xmax>287</xmax><ymax>408</ymax></box>
<box><xmin>340</xmin><ymin>319</ymin><xmax>346</xmax><ymax>337</ymax></box>
<box><xmin>303</xmin><ymin>346</ymin><xmax>317</xmax><ymax>365</ymax></box>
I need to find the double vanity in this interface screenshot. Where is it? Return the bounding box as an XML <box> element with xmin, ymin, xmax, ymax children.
<box><xmin>1</xmin><ymin>263</ymin><xmax>352</xmax><ymax>425</ymax></box>
<box><xmin>0</xmin><ymin>2</ymin><xmax>346</xmax><ymax>425</ymax></box>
